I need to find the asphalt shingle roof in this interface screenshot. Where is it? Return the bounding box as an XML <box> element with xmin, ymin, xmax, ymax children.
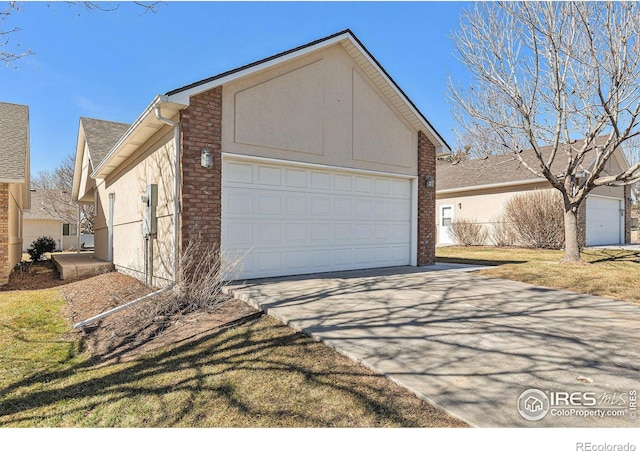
<box><xmin>436</xmin><ymin>137</ymin><xmax>612</xmax><ymax>191</ymax></box>
<box><xmin>0</xmin><ymin>102</ymin><xmax>29</xmax><ymax>182</ymax></box>
<box><xmin>80</xmin><ymin>117</ymin><xmax>130</xmax><ymax>170</ymax></box>
<box><xmin>24</xmin><ymin>189</ymin><xmax>76</xmax><ymax>221</ymax></box>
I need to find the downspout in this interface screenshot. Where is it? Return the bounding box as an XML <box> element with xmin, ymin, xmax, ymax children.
<box><xmin>154</xmin><ymin>102</ymin><xmax>181</xmax><ymax>286</ymax></box>
<box><xmin>73</xmin><ymin>100</ymin><xmax>182</xmax><ymax>330</ymax></box>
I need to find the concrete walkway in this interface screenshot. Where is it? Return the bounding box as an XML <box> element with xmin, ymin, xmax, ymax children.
<box><xmin>51</xmin><ymin>253</ymin><xmax>114</xmax><ymax>280</ymax></box>
<box><xmin>225</xmin><ymin>265</ymin><xmax>640</xmax><ymax>428</ymax></box>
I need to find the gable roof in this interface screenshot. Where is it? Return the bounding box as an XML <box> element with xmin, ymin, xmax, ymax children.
<box><xmin>24</xmin><ymin>189</ymin><xmax>75</xmax><ymax>221</ymax></box>
<box><xmin>0</xmin><ymin>102</ymin><xmax>29</xmax><ymax>183</ymax></box>
<box><xmin>89</xmin><ymin>30</ymin><xmax>450</xmax><ymax>181</ymax></box>
<box><xmin>436</xmin><ymin>137</ymin><xmax>628</xmax><ymax>193</ymax></box>
<box><xmin>80</xmin><ymin>117</ymin><xmax>131</xmax><ymax>170</ymax></box>
<box><xmin>167</xmin><ymin>29</ymin><xmax>450</xmax><ymax>155</ymax></box>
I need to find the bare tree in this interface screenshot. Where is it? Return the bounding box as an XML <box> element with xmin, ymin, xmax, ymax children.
<box><xmin>449</xmin><ymin>2</ymin><xmax>640</xmax><ymax>263</ymax></box>
<box><xmin>1</xmin><ymin>1</ymin><xmax>162</xmax><ymax>66</ymax></box>
<box><xmin>32</xmin><ymin>153</ymin><xmax>95</xmax><ymax>233</ymax></box>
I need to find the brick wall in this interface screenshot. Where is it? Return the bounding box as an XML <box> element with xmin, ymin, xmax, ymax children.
<box><xmin>0</xmin><ymin>183</ymin><xmax>9</xmax><ymax>285</ymax></box>
<box><xmin>417</xmin><ymin>131</ymin><xmax>436</xmax><ymax>265</ymax></box>
<box><xmin>624</xmin><ymin>184</ymin><xmax>632</xmax><ymax>244</ymax></box>
<box><xmin>179</xmin><ymin>86</ymin><xmax>223</xmax><ymax>261</ymax></box>
<box><xmin>577</xmin><ymin>199</ymin><xmax>587</xmax><ymax>248</ymax></box>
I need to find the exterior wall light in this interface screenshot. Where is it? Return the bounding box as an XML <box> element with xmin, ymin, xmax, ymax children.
<box><xmin>201</xmin><ymin>149</ymin><xmax>213</xmax><ymax>168</ymax></box>
<box><xmin>424</xmin><ymin>175</ymin><xmax>435</xmax><ymax>188</ymax></box>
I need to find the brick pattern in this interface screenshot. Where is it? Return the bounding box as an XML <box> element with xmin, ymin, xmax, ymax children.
<box><xmin>0</xmin><ymin>183</ymin><xmax>9</xmax><ymax>285</ymax></box>
<box><xmin>417</xmin><ymin>131</ymin><xmax>436</xmax><ymax>266</ymax></box>
<box><xmin>179</xmin><ymin>87</ymin><xmax>223</xmax><ymax>262</ymax></box>
<box><xmin>624</xmin><ymin>184</ymin><xmax>632</xmax><ymax>244</ymax></box>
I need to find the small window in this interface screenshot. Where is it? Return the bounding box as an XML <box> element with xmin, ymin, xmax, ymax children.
<box><xmin>63</xmin><ymin>223</ymin><xmax>78</xmax><ymax>236</ymax></box>
<box><xmin>441</xmin><ymin>207</ymin><xmax>452</xmax><ymax>227</ymax></box>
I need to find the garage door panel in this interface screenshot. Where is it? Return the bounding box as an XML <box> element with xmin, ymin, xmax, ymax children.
<box><xmin>586</xmin><ymin>196</ymin><xmax>622</xmax><ymax>246</ymax></box>
<box><xmin>223</xmin><ymin>158</ymin><xmax>412</xmax><ymax>279</ymax></box>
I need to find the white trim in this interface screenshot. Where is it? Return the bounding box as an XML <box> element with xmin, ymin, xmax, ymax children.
<box><xmin>436</xmin><ymin>178</ymin><xmax>545</xmax><ymax>195</ymax></box>
<box><xmin>438</xmin><ymin>203</ymin><xmax>455</xmax><ymax>245</ymax></box>
<box><xmin>168</xmin><ymin>34</ymin><xmax>350</xmax><ymax>105</ymax></box>
<box><xmin>586</xmin><ymin>193</ymin><xmax>626</xmax><ymax>202</ymax></box>
<box><xmin>410</xmin><ymin>177</ymin><xmax>418</xmax><ymax>266</ymax></box>
<box><xmin>168</xmin><ymin>32</ymin><xmax>449</xmax><ymax>153</ymax></box>
<box><xmin>222</xmin><ymin>152</ymin><xmax>416</xmax><ymax>180</ymax></box>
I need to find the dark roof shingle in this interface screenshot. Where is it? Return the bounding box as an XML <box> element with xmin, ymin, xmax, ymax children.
<box><xmin>80</xmin><ymin>117</ymin><xmax>130</xmax><ymax>170</ymax></box>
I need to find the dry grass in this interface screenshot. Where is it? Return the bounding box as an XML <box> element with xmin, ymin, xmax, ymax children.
<box><xmin>437</xmin><ymin>246</ymin><xmax>640</xmax><ymax>305</ymax></box>
<box><xmin>0</xmin><ymin>275</ymin><xmax>467</xmax><ymax>428</ymax></box>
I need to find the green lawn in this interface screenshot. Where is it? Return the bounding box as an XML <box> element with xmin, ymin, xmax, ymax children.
<box><xmin>0</xmin><ymin>288</ymin><xmax>466</xmax><ymax>428</ymax></box>
<box><xmin>437</xmin><ymin>246</ymin><xmax>640</xmax><ymax>305</ymax></box>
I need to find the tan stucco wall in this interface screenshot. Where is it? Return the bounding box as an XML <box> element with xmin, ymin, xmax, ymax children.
<box><xmin>78</xmin><ymin>141</ymin><xmax>97</xmax><ymax>203</ymax></box>
<box><xmin>23</xmin><ymin>219</ymin><xmax>62</xmax><ymax>251</ymax></box>
<box><xmin>436</xmin><ymin>183</ymin><xmax>551</xmax><ymax>244</ymax></box>
<box><xmin>8</xmin><ymin>182</ymin><xmax>25</xmax><ymax>268</ymax></box>
<box><xmin>94</xmin><ymin>129</ymin><xmax>176</xmax><ymax>285</ymax></box>
<box><xmin>222</xmin><ymin>44</ymin><xmax>418</xmax><ymax>176</ymax></box>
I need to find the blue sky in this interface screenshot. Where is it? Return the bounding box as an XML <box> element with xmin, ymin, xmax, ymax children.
<box><xmin>0</xmin><ymin>1</ymin><xmax>470</xmax><ymax>176</ymax></box>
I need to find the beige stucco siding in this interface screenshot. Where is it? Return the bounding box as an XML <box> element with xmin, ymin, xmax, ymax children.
<box><xmin>222</xmin><ymin>44</ymin><xmax>418</xmax><ymax>176</ymax></box>
<box><xmin>436</xmin><ymin>183</ymin><xmax>551</xmax><ymax>244</ymax></box>
<box><xmin>94</xmin><ymin>129</ymin><xmax>176</xmax><ymax>285</ymax></box>
<box><xmin>590</xmin><ymin>154</ymin><xmax>625</xmax><ymax>199</ymax></box>
<box><xmin>8</xmin><ymin>183</ymin><xmax>25</xmax><ymax>268</ymax></box>
<box><xmin>23</xmin><ymin>219</ymin><xmax>62</xmax><ymax>251</ymax></box>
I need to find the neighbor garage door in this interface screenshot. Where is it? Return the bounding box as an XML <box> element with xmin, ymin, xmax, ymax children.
<box><xmin>586</xmin><ymin>196</ymin><xmax>623</xmax><ymax>246</ymax></box>
<box><xmin>222</xmin><ymin>157</ymin><xmax>413</xmax><ymax>279</ymax></box>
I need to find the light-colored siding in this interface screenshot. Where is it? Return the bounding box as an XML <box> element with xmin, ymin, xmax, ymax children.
<box><xmin>94</xmin><ymin>129</ymin><xmax>176</xmax><ymax>285</ymax></box>
<box><xmin>23</xmin><ymin>219</ymin><xmax>62</xmax><ymax>251</ymax></box>
<box><xmin>222</xmin><ymin>44</ymin><xmax>418</xmax><ymax>176</ymax></box>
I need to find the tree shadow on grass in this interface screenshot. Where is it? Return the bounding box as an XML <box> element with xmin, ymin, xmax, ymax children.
<box><xmin>0</xmin><ymin>312</ymin><xmax>461</xmax><ymax>428</ymax></box>
<box><xmin>582</xmin><ymin>249</ymin><xmax>640</xmax><ymax>264</ymax></box>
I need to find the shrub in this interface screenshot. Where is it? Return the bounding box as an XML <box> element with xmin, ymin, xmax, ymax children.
<box><xmin>488</xmin><ymin>214</ymin><xmax>517</xmax><ymax>247</ymax></box>
<box><xmin>503</xmin><ymin>190</ymin><xmax>565</xmax><ymax>249</ymax></box>
<box><xmin>27</xmin><ymin>236</ymin><xmax>57</xmax><ymax>262</ymax></box>
<box><xmin>448</xmin><ymin>217</ymin><xmax>488</xmax><ymax>246</ymax></box>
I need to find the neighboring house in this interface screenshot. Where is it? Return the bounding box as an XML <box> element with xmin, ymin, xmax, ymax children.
<box><xmin>436</xmin><ymin>140</ymin><xmax>632</xmax><ymax>247</ymax></box>
<box><xmin>23</xmin><ymin>189</ymin><xmax>78</xmax><ymax>251</ymax></box>
<box><xmin>0</xmin><ymin>102</ymin><xmax>30</xmax><ymax>285</ymax></box>
<box><xmin>71</xmin><ymin>30</ymin><xmax>449</xmax><ymax>285</ymax></box>
<box><xmin>632</xmin><ymin>209</ymin><xmax>638</xmax><ymax>230</ymax></box>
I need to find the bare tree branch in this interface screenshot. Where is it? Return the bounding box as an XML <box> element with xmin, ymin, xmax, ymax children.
<box><xmin>449</xmin><ymin>1</ymin><xmax>640</xmax><ymax>262</ymax></box>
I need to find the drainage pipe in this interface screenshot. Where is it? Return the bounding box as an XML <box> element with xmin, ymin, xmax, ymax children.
<box><xmin>73</xmin><ymin>285</ymin><xmax>173</xmax><ymax>329</ymax></box>
<box><xmin>72</xmin><ymin>100</ymin><xmax>182</xmax><ymax>330</ymax></box>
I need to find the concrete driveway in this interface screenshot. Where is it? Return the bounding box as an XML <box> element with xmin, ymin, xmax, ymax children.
<box><xmin>225</xmin><ymin>264</ymin><xmax>640</xmax><ymax>427</ymax></box>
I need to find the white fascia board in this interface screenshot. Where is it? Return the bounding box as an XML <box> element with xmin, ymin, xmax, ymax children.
<box><xmin>436</xmin><ymin>178</ymin><xmax>546</xmax><ymax>195</ymax></box>
<box><xmin>90</xmin><ymin>95</ymin><xmax>188</xmax><ymax>180</ymax></box>
<box><xmin>167</xmin><ymin>34</ymin><xmax>351</xmax><ymax>106</ymax></box>
<box><xmin>344</xmin><ymin>37</ymin><xmax>450</xmax><ymax>154</ymax></box>
<box><xmin>71</xmin><ymin>121</ymin><xmax>86</xmax><ymax>202</ymax></box>
<box><xmin>0</xmin><ymin>177</ymin><xmax>24</xmax><ymax>184</ymax></box>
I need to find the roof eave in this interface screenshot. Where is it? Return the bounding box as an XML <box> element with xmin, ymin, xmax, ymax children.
<box><xmin>90</xmin><ymin>96</ymin><xmax>188</xmax><ymax>180</ymax></box>
<box><xmin>436</xmin><ymin>177</ymin><xmax>547</xmax><ymax>194</ymax></box>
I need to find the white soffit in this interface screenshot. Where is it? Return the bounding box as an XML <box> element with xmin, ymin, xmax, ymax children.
<box><xmin>91</xmin><ymin>97</ymin><xmax>187</xmax><ymax>180</ymax></box>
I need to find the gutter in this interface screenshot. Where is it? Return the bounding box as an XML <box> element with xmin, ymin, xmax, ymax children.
<box><xmin>72</xmin><ymin>98</ymin><xmax>183</xmax><ymax>330</ymax></box>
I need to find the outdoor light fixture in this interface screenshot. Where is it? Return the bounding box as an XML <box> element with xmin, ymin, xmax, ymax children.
<box><xmin>201</xmin><ymin>149</ymin><xmax>213</xmax><ymax>168</ymax></box>
<box><xmin>424</xmin><ymin>175</ymin><xmax>435</xmax><ymax>188</ymax></box>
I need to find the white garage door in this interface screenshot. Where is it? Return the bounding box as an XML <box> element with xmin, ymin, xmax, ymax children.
<box><xmin>222</xmin><ymin>157</ymin><xmax>413</xmax><ymax>279</ymax></box>
<box><xmin>586</xmin><ymin>196</ymin><xmax>623</xmax><ymax>246</ymax></box>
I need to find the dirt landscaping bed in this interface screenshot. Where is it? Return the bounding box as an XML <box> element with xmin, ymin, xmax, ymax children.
<box><xmin>61</xmin><ymin>272</ymin><xmax>260</xmax><ymax>363</ymax></box>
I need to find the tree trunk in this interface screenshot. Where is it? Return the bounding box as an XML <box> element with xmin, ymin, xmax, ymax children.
<box><xmin>562</xmin><ymin>207</ymin><xmax>584</xmax><ymax>264</ymax></box>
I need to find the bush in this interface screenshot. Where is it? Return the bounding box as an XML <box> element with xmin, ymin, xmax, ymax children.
<box><xmin>27</xmin><ymin>236</ymin><xmax>57</xmax><ymax>262</ymax></box>
<box><xmin>488</xmin><ymin>215</ymin><xmax>517</xmax><ymax>247</ymax></box>
<box><xmin>503</xmin><ymin>190</ymin><xmax>565</xmax><ymax>249</ymax></box>
<box><xmin>448</xmin><ymin>217</ymin><xmax>488</xmax><ymax>246</ymax></box>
